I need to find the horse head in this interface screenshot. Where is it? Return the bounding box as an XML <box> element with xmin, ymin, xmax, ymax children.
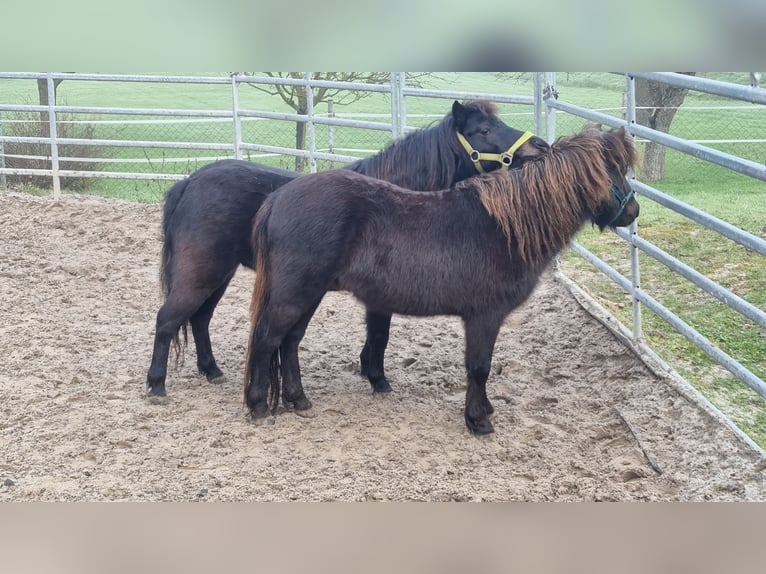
<box><xmin>588</xmin><ymin>125</ymin><xmax>640</xmax><ymax>229</ymax></box>
<box><xmin>451</xmin><ymin>100</ymin><xmax>549</xmax><ymax>172</ymax></box>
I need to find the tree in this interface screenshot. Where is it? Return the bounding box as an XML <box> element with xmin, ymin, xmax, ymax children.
<box><xmin>248</xmin><ymin>72</ymin><xmax>433</xmax><ymax>171</ymax></box>
<box><xmin>634</xmin><ymin>72</ymin><xmax>696</xmax><ymax>181</ymax></box>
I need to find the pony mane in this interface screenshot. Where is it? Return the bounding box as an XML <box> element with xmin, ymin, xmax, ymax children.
<box><xmin>346</xmin><ymin>100</ymin><xmax>500</xmax><ymax>191</ymax></box>
<box><xmin>463</xmin><ymin>127</ymin><xmax>637</xmax><ymax>265</ymax></box>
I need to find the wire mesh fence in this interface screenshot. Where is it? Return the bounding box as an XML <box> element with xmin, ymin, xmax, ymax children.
<box><xmin>0</xmin><ymin>73</ymin><xmax>763</xmax><ymax>204</ymax></box>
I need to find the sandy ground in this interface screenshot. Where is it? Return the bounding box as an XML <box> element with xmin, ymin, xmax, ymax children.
<box><xmin>1</xmin><ymin>190</ymin><xmax>765</xmax><ymax>501</ymax></box>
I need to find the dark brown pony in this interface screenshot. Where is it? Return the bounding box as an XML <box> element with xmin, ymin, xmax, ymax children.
<box><xmin>146</xmin><ymin>100</ymin><xmax>548</xmax><ymax>396</ymax></box>
<box><xmin>244</xmin><ymin>126</ymin><xmax>639</xmax><ymax>434</ymax></box>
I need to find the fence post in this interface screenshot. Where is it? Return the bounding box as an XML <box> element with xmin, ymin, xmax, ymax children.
<box><xmin>327</xmin><ymin>98</ymin><xmax>335</xmax><ymax>168</ymax></box>
<box><xmin>543</xmin><ymin>72</ymin><xmax>557</xmax><ymax>144</ymax></box>
<box><xmin>625</xmin><ymin>73</ymin><xmax>643</xmax><ymax>342</ymax></box>
<box><xmin>231</xmin><ymin>73</ymin><xmax>242</xmax><ymax>160</ymax></box>
<box><xmin>533</xmin><ymin>73</ymin><xmax>543</xmax><ymax>137</ymax></box>
<box><xmin>397</xmin><ymin>72</ymin><xmax>406</xmax><ymax>137</ymax></box>
<box><xmin>0</xmin><ymin>111</ymin><xmax>6</xmax><ymax>190</ymax></box>
<box><xmin>47</xmin><ymin>73</ymin><xmax>61</xmax><ymax>200</ymax></box>
<box><xmin>304</xmin><ymin>72</ymin><xmax>317</xmax><ymax>173</ymax></box>
<box><xmin>390</xmin><ymin>73</ymin><xmax>400</xmax><ymax>140</ymax></box>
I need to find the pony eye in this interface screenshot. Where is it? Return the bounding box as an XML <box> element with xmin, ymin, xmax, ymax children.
<box><xmin>480</xmin><ymin>128</ymin><xmax>490</xmax><ymax>135</ymax></box>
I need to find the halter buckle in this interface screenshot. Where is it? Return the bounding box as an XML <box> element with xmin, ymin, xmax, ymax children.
<box><xmin>456</xmin><ymin>130</ymin><xmax>535</xmax><ymax>174</ymax></box>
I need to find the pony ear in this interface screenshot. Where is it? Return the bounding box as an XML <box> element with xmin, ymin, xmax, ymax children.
<box><xmin>452</xmin><ymin>100</ymin><xmax>468</xmax><ymax>131</ymax></box>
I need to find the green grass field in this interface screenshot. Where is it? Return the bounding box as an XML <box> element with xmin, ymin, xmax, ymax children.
<box><xmin>2</xmin><ymin>72</ymin><xmax>765</xmax><ymax>446</ymax></box>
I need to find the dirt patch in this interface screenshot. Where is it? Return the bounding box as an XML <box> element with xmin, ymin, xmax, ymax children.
<box><xmin>1</xmin><ymin>191</ymin><xmax>764</xmax><ymax>501</ymax></box>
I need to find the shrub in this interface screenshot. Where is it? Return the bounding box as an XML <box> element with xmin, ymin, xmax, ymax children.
<box><xmin>1</xmin><ymin>110</ymin><xmax>107</xmax><ymax>193</ymax></box>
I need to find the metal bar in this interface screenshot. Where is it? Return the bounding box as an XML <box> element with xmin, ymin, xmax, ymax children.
<box><xmin>546</xmin><ymin>98</ymin><xmax>766</xmax><ymax>181</ymax></box>
<box><xmin>546</xmin><ymin>99</ymin><xmax>626</xmax><ymax>129</ymax></box>
<box><xmin>0</xmin><ymin>168</ymin><xmax>185</xmax><ymax>180</ymax></box>
<box><xmin>238</xmin><ymin>142</ymin><xmax>360</xmax><ymax>163</ymax></box>
<box><xmin>304</xmin><ymin>72</ymin><xmax>317</xmax><ymax>173</ymax></box>
<box><xmin>570</xmin><ymin>241</ymin><xmax>633</xmax><ymax>292</ymax></box>
<box><xmin>544</xmin><ymin>72</ymin><xmax>557</xmax><ymax>143</ymax></box>
<box><xmin>533</xmin><ymin>73</ymin><xmax>543</xmax><ymax>137</ymax></box>
<box><xmin>634</xmin><ymin>181</ymin><xmax>766</xmax><ymax>257</ymax></box>
<box><xmin>0</xmin><ymin>111</ymin><xmax>6</xmax><ymax>190</ymax></box>
<box><xmin>0</xmin><ymin>104</ymin><xmax>233</xmax><ymax>117</ymax></box>
<box><xmin>625</xmin><ymin>74</ymin><xmax>642</xmax><ymax>341</ymax></box>
<box><xmin>47</xmin><ymin>74</ymin><xmax>61</xmax><ymax>200</ymax></box>
<box><xmin>236</xmin><ymin>75</ymin><xmax>393</xmax><ymax>93</ymax></box>
<box><xmin>327</xmin><ymin>98</ymin><xmax>335</xmax><ymax>167</ymax></box>
<box><xmin>390</xmin><ymin>73</ymin><xmax>400</xmax><ymax>141</ymax></box>
<box><xmin>0</xmin><ymin>136</ymin><xmax>234</xmax><ymax>150</ymax></box>
<box><xmin>231</xmin><ymin>73</ymin><xmax>242</xmax><ymax>160</ymax></box>
<box><xmin>402</xmin><ymin>87</ymin><xmax>534</xmax><ymax>105</ymax></box>
<box><xmin>236</xmin><ymin>109</ymin><xmax>394</xmax><ymax>132</ymax></box>
<box><xmin>627</xmin><ymin>123</ymin><xmax>766</xmax><ymax>182</ymax></box>
<box><xmin>398</xmin><ymin>73</ymin><xmax>407</xmax><ymax>137</ymax></box>
<box><xmin>626</xmin><ymin>72</ymin><xmax>766</xmax><ymax>105</ymax></box>
<box><xmin>570</xmin><ymin>241</ymin><xmax>766</xmax><ymax>399</ymax></box>
<box><xmin>613</xmin><ymin>227</ymin><xmax>766</xmax><ymax>329</ymax></box>
<box><xmin>636</xmin><ymin>288</ymin><xmax>766</xmax><ymax>399</ymax></box>
<box><xmin>0</xmin><ymin>72</ymin><xmax>233</xmax><ymax>84</ymax></box>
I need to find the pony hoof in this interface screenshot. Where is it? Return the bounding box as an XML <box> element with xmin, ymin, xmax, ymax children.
<box><xmin>146</xmin><ymin>382</ymin><xmax>166</xmax><ymax>397</ymax></box>
<box><xmin>370</xmin><ymin>379</ymin><xmax>392</xmax><ymax>393</ymax></box>
<box><xmin>466</xmin><ymin>418</ymin><xmax>495</xmax><ymax>436</ymax></box>
<box><xmin>294</xmin><ymin>406</ymin><xmax>316</xmax><ymax>419</ymax></box>
<box><xmin>284</xmin><ymin>396</ymin><xmax>313</xmax><ymax>412</ymax></box>
<box><xmin>207</xmin><ymin>373</ymin><xmax>226</xmax><ymax>385</ymax></box>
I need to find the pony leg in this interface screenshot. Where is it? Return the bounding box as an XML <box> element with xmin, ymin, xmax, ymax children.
<box><xmin>462</xmin><ymin>315</ymin><xmax>503</xmax><ymax>435</ymax></box>
<box><xmin>246</xmin><ymin>344</ymin><xmax>278</xmax><ymax>419</ymax></box>
<box><xmin>190</xmin><ymin>272</ymin><xmax>234</xmax><ymax>384</ymax></box>
<box><xmin>146</xmin><ymin>294</ymin><xmax>197</xmax><ymax>396</ymax></box>
<box><xmin>280</xmin><ymin>300</ymin><xmax>322</xmax><ymax>414</ymax></box>
<box><xmin>246</xmin><ymin>300</ymin><xmax>321</xmax><ymax>420</ymax></box>
<box><xmin>361</xmin><ymin>310</ymin><xmax>393</xmax><ymax>393</ymax></box>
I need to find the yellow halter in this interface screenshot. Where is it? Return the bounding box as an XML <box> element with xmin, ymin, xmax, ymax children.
<box><xmin>456</xmin><ymin>130</ymin><xmax>535</xmax><ymax>173</ymax></box>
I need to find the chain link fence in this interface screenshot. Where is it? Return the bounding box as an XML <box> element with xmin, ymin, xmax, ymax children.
<box><xmin>0</xmin><ymin>73</ymin><xmax>763</xmax><ymax>204</ymax></box>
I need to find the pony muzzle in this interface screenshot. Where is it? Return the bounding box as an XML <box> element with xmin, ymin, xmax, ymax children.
<box><xmin>457</xmin><ymin>131</ymin><xmax>535</xmax><ymax>174</ymax></box>
<box><xmin>605</xmin><ymin>183</ymin><xmax>636</xmax><ymax>227</ymax></box>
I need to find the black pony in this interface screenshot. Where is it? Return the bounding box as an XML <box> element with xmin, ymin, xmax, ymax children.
<box><xmin>147</xmin><ymin>100</ymin><xmax>548</xmax><ymax>396</ymax></box>
<box><xmin>244</xmin><ymin>126</ymin><xmax>639</xmax><ymax>434</ymax></box>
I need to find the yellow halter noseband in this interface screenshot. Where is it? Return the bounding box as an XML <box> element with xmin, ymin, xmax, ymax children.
<box><xmin>456</xmin><ymin>130</ymin><xmax>535</xmax><ymax>173</ymax></box>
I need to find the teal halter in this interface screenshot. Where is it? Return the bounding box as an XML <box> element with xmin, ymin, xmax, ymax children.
<box><xmin>606</xmin><ymin>182</ymin><xmax>635</xmax><ymax>226</ymax></box>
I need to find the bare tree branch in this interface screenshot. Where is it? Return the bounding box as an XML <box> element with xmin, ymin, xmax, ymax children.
<box><xmin>244</xmin><ymin>72</ymin><xmax>440</xmax><ymax>171</ymax></box>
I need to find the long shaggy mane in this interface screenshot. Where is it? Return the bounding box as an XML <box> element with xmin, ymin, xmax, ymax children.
<box><xmin>463</xmin><ymin>126</ymin><xmax>637</xmax><ymax>264</ymax></box>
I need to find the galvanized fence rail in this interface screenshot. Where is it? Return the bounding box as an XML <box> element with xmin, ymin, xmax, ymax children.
<box><xmin>1</xmin><ymin>71</ymin><xmax>764</xmax><ymax>450</ymax></box>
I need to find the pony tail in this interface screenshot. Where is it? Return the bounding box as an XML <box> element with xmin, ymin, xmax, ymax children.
<box><xmin>160</xmin><ymin>178</ymin><xmax>190</xmax><ymax>366</ymax></box>
<box><xmin>244</xmin><ymin>202</ymin><xmax>276</xmax><ymax>407</ymax></box>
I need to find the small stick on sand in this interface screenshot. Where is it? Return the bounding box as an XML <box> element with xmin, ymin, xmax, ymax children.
<box><xmin>613</xmin><ymin>407</ymin><xmax>664</xmax><ymax>476</ymax></box>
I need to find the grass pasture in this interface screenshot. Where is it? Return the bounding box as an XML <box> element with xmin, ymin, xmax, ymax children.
<box><xmin>2</xmin><ymin>72</ymin><xmax>765</xmax><ymax>447</ymax></box>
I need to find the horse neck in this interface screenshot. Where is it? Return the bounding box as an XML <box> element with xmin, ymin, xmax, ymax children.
<box><xmin>346</xmin><ymin>121</ymin><xmax>459</xmax><ymax>191</ymax></box>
